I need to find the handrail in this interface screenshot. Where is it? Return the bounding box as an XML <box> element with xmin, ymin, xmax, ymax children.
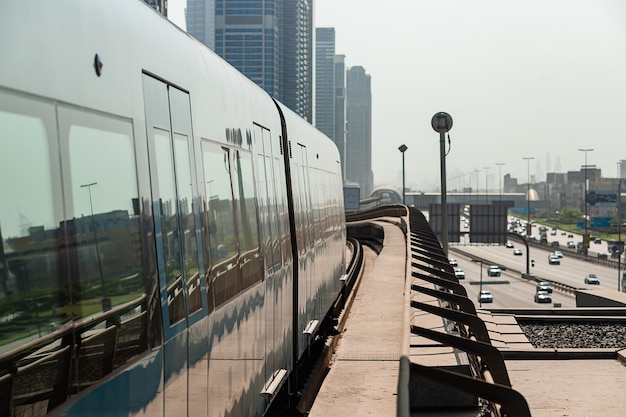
<box><xmin>405</xmin><ymin>206</ymin><xmax>531</xmax><ymax>417</ymax></box>
<box><xmin>410</xmin><ymin>324</ymin><xmax>511</xmax><ymax>387</ymax></box>
<box><xmin>409</xmin><ymin>362</ymin><xmax>531</xmax><ymax>417</ymax></box>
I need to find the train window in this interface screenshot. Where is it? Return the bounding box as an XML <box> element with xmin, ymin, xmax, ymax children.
<box><xmin>0</xmin><ymin>102</ymin><xmax>60</xmax><ymax>356</ymax></box>
<box><xmin>273</xmin><ymin>156</ymin><xmax>288</xmax><ymax>265</ymax></box>
<box><xmin>311</xmin><ymin>169</ymin><xmax>321</xmax><ymax>243</ymax></box>
<box><xmin>254</xmin><ymin>125</ymin><xmax>278</xmax><ymax>273</ymax></box>
<box><xmin>64</xmin><ymin>112</ymin><xmax>153</xmax><ymax>382</ymax></box>
<box><xmin>67</xmin><ymin>121</ymin><xmax>140</xmax><ymax>308</ymax></box>
<box><xmin>265</xmin><ymin>138</ymin><xmax>281</xmax><ymax>270</ymax></box>
<box><xmin>265</xmin><ymin>152</ymin><xmax>281</xmax><ymax>269</ymax></box>
<box><xmin>298</xmin><ymin>145</ymin><xmax>314</xmax><ymax>248</ymax></box>
<box><xmin>201</xmin><ymin>141</ymin><xmax>240</xmax><ymax>305</ymax></box>
<box><xmin>253</xmin><ymin>148</ymin><xmax>269</xmax><ymax>267</ymax></box>
<box><xmin>172</xmin><ymin>133</ymin><xmax>202</xmax><ymax>315</ymax></box>
<box><xmin>1</xmin><ymin>97</ymin><xmax>155</xmax><ymax>415</ymax></box>
<box><xmin>232</xmin><ymin>150</ymin><xmax>262</xmax><ymax>289</ymax></box>
<box><xmin>153</xmin><ymin>128</ymin><xmax>186</xmax><ymax>325</ymax></box>
<box><xmin>290</xmin><ymin>158</ymin><xmax>305</xmax><ymax>253</ymax></box>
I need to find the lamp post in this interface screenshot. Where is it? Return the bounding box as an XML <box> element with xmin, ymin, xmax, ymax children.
<box><xmin>472</xmin><ymin>259</ymin><xmax>484</xmax><ymax>307</ymax></box>
<box><xmin>483</xmin><ymin>166</ymin><xmax>491</xmax><ymax>204</ymax></box>
<box><xmin>496</xmin><ymin>162</ymin><xmax>505</xmax><ymax>201</ymax></box>
<box><xmin>617</xmin><ymin>163</ymin><xmax>623</xmax><ymax>291</ymax></box>
<box><xmin>579</xmin><ymin>148</ymin><xmax>593</xmax><ymax>253</ymax></box>
<box><xmin>431</xmin><ymin>112</ymin><xmax>453</xmax><ymax>256</ymax></box>
<box><xmin>474</xmin><ymin>169</ymin><xmax>480</xmax><ymax>205</ymax></box>
<box><xmin>399</xmin><ymin>144</ymin><xmax>408</xmax><ymax>204</ymax></box>
<box><xmin>523</xmin><ymin>157</ymin><xmax>535</xmax><ymax>235</ymax></box>
<box><xmin>81</xmin><ymin>181</ymin><xmax>108</xmax><ymax>311</ymax></box>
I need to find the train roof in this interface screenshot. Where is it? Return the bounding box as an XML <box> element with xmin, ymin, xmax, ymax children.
<box><xmin>1</xmin><ymin>0</ymin><xmax>340</xmax><ymax>168</ymax></box>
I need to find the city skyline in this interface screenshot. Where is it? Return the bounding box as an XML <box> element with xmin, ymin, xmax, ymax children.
<box><xmin>448</xmin><ymin>152</ymin><xmax>617</xmax><ymax>195</ymax></box>
<box><xmin>169</xmin><ymin>0</ymin><xmax>626</xmax><ymax>193</ymax></box>
<box><xmin>185</xmin><ymin>0</ymin><xmax>314</xmax><ymax>122</ymax></box>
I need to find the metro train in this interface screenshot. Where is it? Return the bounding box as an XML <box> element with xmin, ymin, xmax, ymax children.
<box><xmin>0</xmin><ymin>1</ymin><xmax>346</xmax><ymax>416</ymax></box>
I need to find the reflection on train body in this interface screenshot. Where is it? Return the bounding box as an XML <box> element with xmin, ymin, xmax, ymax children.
<box><xmin>0</xmin><ymin>1</ymin><xmax>346</xmax><ymax>416</ymax></box>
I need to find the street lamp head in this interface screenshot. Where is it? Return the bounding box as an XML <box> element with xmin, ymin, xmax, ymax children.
<box><xmin>431</xmin><ymin>112</ymin><xmax>453</xmax><ymax>133</ymax></box>
<box><xmin>398</xmin><ymin>144</ymin><xmax>407</xmax><ymax>153</ymax></box>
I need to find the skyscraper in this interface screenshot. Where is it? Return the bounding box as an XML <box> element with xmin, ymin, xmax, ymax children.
<box><xmin>334</xmin><ymin>54</ymin><xmax>347</xmax><ymax>179</ymax></box>
<box><xmin>345</xmin><ymin>66</ymin><xmax>373</xmax><ymax>197</ymax></box>
<box><xmin>281</xmin><ymin>0</ymin><xmax>313</xmax><ymax>122</ymax></box>
<box><xmin>315</xmin><ymin>28</ymin><xmax>336</xmax><ymax>139</ymax></box>
<box><xmin>214</xmin><ymin>0</ymin><xmax>280</xmax><ymax>97</ymax></box>
<box><xmin>186</xmin><ymin>0</ymin><xmax>313</xmax><ymax>122</ymax></box>
<box><xmin>186</xmin><ymin>0</ymin><xmax>215</xmax><ymax>49</ymax></box>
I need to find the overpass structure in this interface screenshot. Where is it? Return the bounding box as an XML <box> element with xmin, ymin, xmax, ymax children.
<box><xmin>353</xmin><ymin>185</ymin><xmax>550</xmax><ymax>218</ymax></box>
<box><xmin>405</xmin><ymin>191</ymin><xmax>549</xmax><ymax>212</ymax></box>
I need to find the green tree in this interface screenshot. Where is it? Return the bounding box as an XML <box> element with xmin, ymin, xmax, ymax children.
<box><xmin>558</xmin><ymin>208</ymin><xmax>584</xmax><ymax>223</ymax></box>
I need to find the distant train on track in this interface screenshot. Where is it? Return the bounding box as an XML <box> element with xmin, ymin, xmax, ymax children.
<box><xmin>0</xmin><ymin>1</ymin><xmax>346</xmax><ymax>416</ymax></box>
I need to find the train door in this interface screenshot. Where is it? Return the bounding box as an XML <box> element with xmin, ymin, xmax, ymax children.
<box><xmin>253</xmin><ymin>124</ymin><xmax>284</xmax><ymax>391</ymax></box>
<box><xmin>142</xmin><ymin>74</ymin><xmax>206</xmax><ymax>417</ymax></box>
<box><xmin>294</xmin><ymin>144</ymin><xmax>316</xmax><ymax>356</ymax></box>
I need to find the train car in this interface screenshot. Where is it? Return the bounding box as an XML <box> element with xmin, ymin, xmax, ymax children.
<box><xmin>0</xmin><ymin>1</ymin><xmax>346</xmax><ymax>416</ymax></box>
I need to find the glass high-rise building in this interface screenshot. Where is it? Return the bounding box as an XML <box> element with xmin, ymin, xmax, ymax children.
<box><xmin>186</xmin><ymin>0</ymin><xmax>215</xmax><ymax>50</ymax></box>
<box><xmin>346</xmin><ymin>66</ymin><xmax>373</xmax><ymax>197</ymax></box>
<box><xmin>315</xmin><ymin>29</ymin><xmax>349</xmax><ymax>180</ymax></box>
<box><xmin>282</xmin><ymin>0</ymin><xmax>313</xmax><ymax>122</ymax></box>
<box><xmin>214</xmin><ymin>0</ymin><xmax>280</xmax><ymax>97</ymax></box>
<box><xmin>315</xmin><ymin>28</ymin><xmax>336</xmax><ymax>139</ymax></box>
<box><xmin>334</xmin><ymin>55</ymin><xmax>347</xmax><ymax>179</ymax></box>
<box><xmin>186</xmin><ymin>0</ymin><xmax>313</xmax><ymax>122</ymax></box>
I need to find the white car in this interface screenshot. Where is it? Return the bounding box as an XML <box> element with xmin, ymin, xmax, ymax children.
<box><xmin>449</xmin><ymin>258</ymin><xmax>458</xmax><ymax>266</ymax></box>
<box><xmin>477</xmin><ymin>290</ymin><xmax>494</xmax><ymax>303</ymax></box>
<box><xmin>487</xmin><ymin>265</ymin><xmax>501</xmax><ymax>277</ymax></box>
<box><xmin>454</xmin><ymin>268</ymin><xmax>465</xmax><ymax>280</ymax></box>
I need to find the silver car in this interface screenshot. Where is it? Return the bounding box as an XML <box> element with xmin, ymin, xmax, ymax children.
<box><xmin>584</xmin><ymin>274</ymin><xmax>600</xmax><ymax>285</ymax></box>
<box><xmin>536</xmin><ymin>282</ymin><xmax>553</xmax><ymax>293</ymax></box>
<box><xmin>548</xmin><ymin>254</ymin><xmax>560</xmax><ymax>265</ymax></box>
<box><xmin>534</xmin><ymin>291</ymin><xmax>552</xmax><ymax>303</ymax></box>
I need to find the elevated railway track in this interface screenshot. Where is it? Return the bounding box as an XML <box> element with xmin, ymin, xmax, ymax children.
<box><xmin>290</xmin><ymin>205</ymin><xmax>626</xmax><ymax>417</ymax></box>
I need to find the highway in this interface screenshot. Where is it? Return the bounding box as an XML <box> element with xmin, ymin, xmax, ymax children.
<box><xmin>449</xmin><ymin>238</ymin><xmax>622</xmax><ymax>310</ymax></box>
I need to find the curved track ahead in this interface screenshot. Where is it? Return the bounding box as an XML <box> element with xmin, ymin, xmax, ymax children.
<box><xmin>302</xmin><ymin>205</ymin><xmax>626</xmax><ymax>417</ymax></box>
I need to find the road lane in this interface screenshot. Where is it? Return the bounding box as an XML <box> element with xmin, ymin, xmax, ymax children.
<box><xmin>448</xmin><ymin>240</ymin><xmax>623</xmax><ymax>310</ymax></box>
<box><xmin>448</xmin><ymin>249</ymin><xmax>574</xmax><ymax>309</ymax></box>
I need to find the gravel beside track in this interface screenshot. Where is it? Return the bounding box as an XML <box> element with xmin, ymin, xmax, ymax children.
<box><xmin>519</xmin><ymin>320</ymin><xmax>626</xmax><ymax>349</ymax></box>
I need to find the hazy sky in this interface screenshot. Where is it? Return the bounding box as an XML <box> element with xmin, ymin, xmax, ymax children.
<box><xmin>168</xmin><ymin>0</ymin><xmax>626</xmax><ymax>192</ymax></box>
